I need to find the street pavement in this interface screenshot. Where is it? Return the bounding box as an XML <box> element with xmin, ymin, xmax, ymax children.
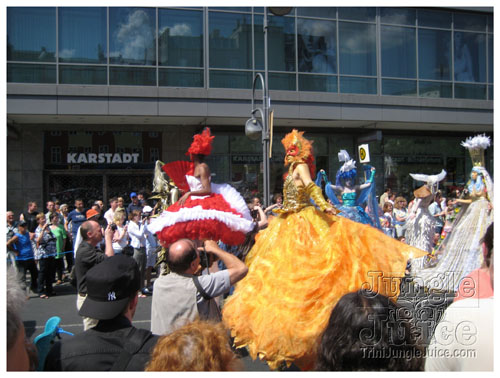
<box><xmin>21</xmin><ymin>274</ymin><xmax>453</xmax><ymax>371</ymax></box>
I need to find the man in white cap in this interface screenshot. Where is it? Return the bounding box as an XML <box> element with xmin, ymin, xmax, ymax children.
<box><xmin>44</xmin><ymin>255</ymin><xmax>159</xmax><ymax>371</ymax></box>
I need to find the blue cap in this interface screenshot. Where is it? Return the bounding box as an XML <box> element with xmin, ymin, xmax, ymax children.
<box><xmin>130</xmin><ymin>192</ymin><xmax>137</xmax><ymax>198</ymax></box>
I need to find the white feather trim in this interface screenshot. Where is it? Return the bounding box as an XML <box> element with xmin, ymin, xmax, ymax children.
<box><xmin>147</xmin><ymin>206</ymin><xmax>255</xmax><ymax>234</ymax></box>
<box><xmin>338</xmin><ymin>149</ymin><xmax>350</xmax><ymax>162</ymax></box>
<box><xmin>341</xmin><ymin>159</ymin><xmax>357</xmax><ymax>173</ymax></box>
<box><xmin>461</xmin><ymin>134</ymin><xmax>491</xmax><ymax>150</ymax></box>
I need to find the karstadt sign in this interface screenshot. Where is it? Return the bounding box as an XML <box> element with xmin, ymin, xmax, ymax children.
<box><xmin>67</xmin><ymin>153</ymin><xmax>140</xmax><ymax>164</ymax></box>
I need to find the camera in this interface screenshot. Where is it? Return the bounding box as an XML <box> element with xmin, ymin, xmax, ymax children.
<box><xmin>110</xmin><ymin>223</ymin><xmax>118</xmax><ymax>231</ymax></box>
<box><xmin>250</xmin><ymin>209</ymin><xmax>259</xmax><ymax>220</ymax></box>
<box><xmin>199</xmin><ymin>247</ymin><xmax>216</xmax><ymax>269</ymax></box>
<box><xmin>141</xmin><ymin>211</ymin><xmax>152</xmax><ymax>218</ymax></box>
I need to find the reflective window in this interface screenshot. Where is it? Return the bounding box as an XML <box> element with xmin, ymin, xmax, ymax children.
<box><xmin>59</xmin><ymin>65</ymin><xmax>107</xmax><ymax>84</ymax></box>
<box><xmin>339</xmin><ymin>22</ymin><xmax>376</xmax><ymax>76</ymax></box>
<box><xmin>209</xmin><ymin>12</ymin><xmax>252</xmax><ymax>69</ymax></box>
<box><xmin>297</xmin><ymin>19</ymin><xmax>336</xmax><ymax>74</ymax></box>
<box><xmin>380</xmin><ymin>8</ymin><xmax>416</xmax><ymax>25</ymax></box>
<box><xmin>159</xmin><ymin>68</ymin><xmax>203</xmax><ymax>87</ymax></box>
<box><xmin>418</xmin><ymin>29</ymin><xmax>451</xmax><ymax>81</ymax></box>
<box><xmin>109</xmin><ymin>67</ymin><xmax>156</xmax><ymax>85</ymax></box>
<box><xmin>340</xmin><ymin>77</ymin><xmax>377</xmax><ymax>94</ymax></box>
<box><xmin>267</xmin><ymin>15</ymin><xmax>296</xmax><ymax>72</ymax></box>
<box><xmin>454</xmin><ymin>83</ymin><xmax>486</xmax><ymax>100</ymax></box>
<box><xmin>488</xmin><ymin>34</ymin><xmax>493</xmax><ymax>83</ymax></box>
<box><xmin>209</xmin><ymin>70</ymin><xmax>252</xmax><ymax>89</ymax></box>
<box><xmin>212</xmin><ymin>7</ymin><xmax>252</xmax><ymax>12</ymax></box>
<box><xmin>381</xmin><ymin>26</ymin><xmax>416</xmax><ymax>78</ymax></box>
<box><xmin>269</xmin><ymin>73</ymin><xmax>296</xmax><ymax>91</ymax></box>
<box><xmin>7</xmin><ymin>63</ymin><xmax>56</xmax><ymax>83</ymax></box>
<box><xmin>338</xmin><ymin>7</ymin><xmax>376</xmax><ymax>22</ymax></box>
<box><xmin>7</xmin><ymin>7</ymin><xmax>56</xmax><ymax>62</ymax></box>
<box><xmin>488</xmin><ymin>85</ymin><xmax>493</xmax><ymax>100</ymax></box>
<box><xmin>418</xmin><ymin>9</ymin><xmax>451</xmax><ymax>29</ymax></box>
<box><xmin>158</xmin><ymin>9</ymin><xmax>203</xmax><ymax>67</ymax></box>
<box><xmin>109</xmin><ymin>8</ymin><xmax>156</xmax><ymax>66</ymax></box>
<box><xmin>299</xmin><ymin>74</ymin><xmax>338</xmax><ymax>92</ymax></box>
<box><xmin>254</xmin><ymin>15</ymin><xmax>264</xmax><ymax>70</ymax></box>
<box><xmin>454</xmin><ymin>12</ymin><xmax>486</xmax><ymax>32</ymax></box>
<box><xmin>58</xmin><ymin>7</ymin><xmax>107</xmax><ymax>64</ymax></box>
<box><xmin>487</xmin><ymin>14</ymin><xmax>493</xmax><ymax>32</ymax></box>
<box><xmin>419</xmin><ymin>81</ymin><xmax>452</xmax><ymax>98</ymax></box>
<box><xmin>382</xmin><ymin>79</ymin><xmax>416</xmax><ymax>96</ymax></box>
<box><xmin>454</xmin><ymin>31</ymin><xmax>486</xmax><ymax>83</ymax></box>
<box><xmin>296</xmin><ymin>7</ymin><xmax>336</xmax><ymax>19</ymax></box>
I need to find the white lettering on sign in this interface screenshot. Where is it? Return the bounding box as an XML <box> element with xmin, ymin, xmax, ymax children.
<box><xmin>66</xmin><ymin>153</ymin><xmax>141</xmax><ymax>164</ymax></box>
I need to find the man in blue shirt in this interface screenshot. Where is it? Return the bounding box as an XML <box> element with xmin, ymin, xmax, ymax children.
<box><xmin>127</xmin><ymin>192</ymin><xmax>143</xmax><ymax>215</ymax></box>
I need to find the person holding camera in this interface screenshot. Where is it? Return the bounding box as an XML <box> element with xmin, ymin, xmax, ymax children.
<box><xmin>128</xmin><ymin>210</ymin><xmax>148</xmax><ymax>297</ymax></box>
<box><xmin>151</xmin><ymin>238</ymin><xmax>248</xmax><ymax>335</ymax></box>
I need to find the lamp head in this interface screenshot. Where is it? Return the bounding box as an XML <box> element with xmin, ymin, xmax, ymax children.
<box><xmin>245</xmin><ymin>117</ymin><xmax>262</xmax><ymax>140</ymax></box>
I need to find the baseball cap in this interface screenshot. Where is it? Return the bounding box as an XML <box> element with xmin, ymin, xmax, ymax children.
<box><xmin>79</xmin><ymin>255</ymin><xmax>140</xmax><ymax>320</ymax></box>
<box><xmin>130</xmin><ymin>192</ymin><xmax>138</xmax><ymax>198</ymax></box>
<box><xmin>143</xmin><ymin>205</ymin><xmax>153</xmax><ymax>213</ymax></box>
<box><xmin>86</xmin><ymin>209</ymin><xmax>99</xmax><ymax>219</ymax></box>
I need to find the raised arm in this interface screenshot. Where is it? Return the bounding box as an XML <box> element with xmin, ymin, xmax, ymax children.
<box><xmin>359</xmin><ymin>167</ymin><xmax>376</xmax><ymax>190</ymax></box>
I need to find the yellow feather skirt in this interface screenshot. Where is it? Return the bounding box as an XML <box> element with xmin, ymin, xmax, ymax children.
<box><xmin>222</xmin><ymin>206</ymin><xmax>427</xmax><ymax>370</ymax></box>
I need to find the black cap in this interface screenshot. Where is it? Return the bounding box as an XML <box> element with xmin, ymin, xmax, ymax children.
<box><xmin>18</xmin><ymin>220</ymin><xmax>27</xmax><ymax>227</ymax></box>
<box><xmin>79</xmin><ymin>255</ymin><xmax>140</xmax><ymax>320</ymax></box>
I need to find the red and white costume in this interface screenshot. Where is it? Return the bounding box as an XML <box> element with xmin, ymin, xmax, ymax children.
<box><xmin>148</xmin><ymin>129</ymin><xmax>254</xmax><ymax>246</ymax></box>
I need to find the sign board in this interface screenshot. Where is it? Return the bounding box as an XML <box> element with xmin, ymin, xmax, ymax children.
<box><xmin>358</xmin><ymin>144</ymin><xmax>370</xmax><ymax>163</ymax></box>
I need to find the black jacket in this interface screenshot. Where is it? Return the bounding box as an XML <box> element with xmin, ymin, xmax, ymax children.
<box><xmin>44</xmin><ymin>316</ymin><xmax>159</xmax><ymax>371</ymax></box>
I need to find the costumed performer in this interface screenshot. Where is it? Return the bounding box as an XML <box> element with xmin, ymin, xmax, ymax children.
<box><xmin>405</xmin><ymin>170</ymin><xmax>446</xmax><ymax>254</ymax></box>
<box><xmin>148</xmin><ymin>128</ymin><xmax>254</xmax><ymax>247</ymax></box>
<box><xmin>315</xmin><ymin>150</ymin><xmax>380</xmax><ymax>227</ymax></box>
<box><xmin>222</xmin><ymin>129</ymin><xmax>427</xmax><ymax>370</ymax></box>
<box><xmin>410</xmin><ymin>134</ymin><xmax>493</xmax><ymax>292</ymax></box>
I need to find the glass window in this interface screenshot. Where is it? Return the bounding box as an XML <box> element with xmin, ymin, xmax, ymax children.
<box><xmin>488</xmin><ymin>85</ymin><xmax>493</xmax><ymax>100</ymax></box>
<box><xmin>109</xmin><ymin>67</ymin><xmax>156</xmax><ymax>85</ymax></box>
<box><xmin>340</xmin><ymin>77</ymin><xmax>377</xmax><ymax>94</ymax></box>
<box><xmin>417</xmin><ymin>9</ymin><xmax>451</xmax><ymax>29</ymax></box>
<box><xmin>338</xmin><ymin>7</ymin><xmax>376</xmax><ymax>22</ymax></box>
<box><xmin>454</xmin><ymin>83</ymin><xmax>486</xmax><ymax>100</ymax></box>
<box><xmin>299</xmin><ymin>74</ymin><xmax>338</xmax><ymax>92</ymax></box>
<box><xmin>267</xmin><ymin>15</ymin><xmax>296</xmax><ymax>72</ymax></box>
<box><xmin>158</xmin><ymin>9</ymin><xmax>203</xmax><ymax>67</ymax></box>
<box><xmin>159</xmin><ymin>68</ymin><xmax>203</xmax><ymax>87</ymax></box>
<box><xmin>109</xmin><ymin>8</ymin><xmax>156</xmax><ymax>66</ymax></box>
<box><xmin>381</xmin><ymin>26</ymin><xmax>416</xmax><ymax>78</ymax></box>
<box><xmin>209</xmin><ymin>12</ymin><xmax>252</xmax><ymax>69</ymax></box>
<box><xmin>7</xmin><ymin>7</ymin><xmax>56</xmax><ymax>62</ymax></box>
<box><xmin>230</xmin><ymin>135</ymin><xmax>261</xmax><ymax>153</ymax></box>
<box><xmin>487</xmin><ymin>14</ymin><xmax>493</xmax><ymax>32</ymax></box>
<box><xmin>297</xmin><ymin>19</ymin><xmax>337</xmax><ymax>74</ymax></box>
<box><xmin>209</xmin><ymin>70</ymin><xmax>252</xmax><ymax>89</ymax></box>
<box><xmin>382</xmin><ymin>79</ymin><xmax>417</xmax><ymax>96</ymax></box>
<box><xmin>269</xmin><ymin>73</ymin><xmax>296</xmax><ymax>91</ymax></box>
<box><xmin>339</xmin><ymin>22</ymin><xmax>376</xmax><ymax>76</ymax></box>
<box><xmin>454</xmin><ymin>31</ymin><xmax>486</xmax><ymax>83</ymax></box>
<box><xmin>51</xmin><ymin>147</ymin><xmax>61</xmax><ymax>164</ymax></box>
<box><xmin>59</xmin><ymin>65</ymin><xmax>107</xmax><ymax>85</ymax></box>
<box><xmin>296</xmin><ymin>7</ymin><xmax>336</xmax><ymax>19</ymax></box>
<box><xmin>419</xmin><ymin>81</ymin><xmax>452</xmax><ymax>98</ymax></box>
<box><xmin>488</xmin><ymin>35</ymin><xmax>493</xmax><ymax>83</ymax></box>
<box><xmin>454</xmin><ymin>12</ymin><xmax>486</xmax><ymax>32</ymax></box>
<box><xmin>7</xmin><ymin>63</ymin><xmax>56</xmax><ymax>83</ymax></box>
<box><xmin>418</xmin><ymin>29</ymin><xmax>451</xmax><ymax>81</ymax></box>
<box><xmin>212</xmin><ymin>7</ymin><xmax>252</xmax><ymax>12</ymax></box>
<box><xmin>380</xmin><ymin>7</ymin><xmax>416</xmax><ymax>26</ymax></box>
<box><xmin>254</xmin><ymin>15</ymin><xmax>265</xmax><ymax>70</ymax></box>
<box><xmin>58</xmin><ymin>7</ymin><xmax>107</xmax><ymax>64</ymax></box>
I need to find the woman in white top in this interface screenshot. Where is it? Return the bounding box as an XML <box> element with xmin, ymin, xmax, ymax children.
<box><xmin>111</xmin><ymin>211</ymin><xmax>128</xmax><ymax>255</ymax></box>
<box><xmin>128</xmin><ymin>210</ymin><xmax>147</xmax><ymax>297</ymax></box>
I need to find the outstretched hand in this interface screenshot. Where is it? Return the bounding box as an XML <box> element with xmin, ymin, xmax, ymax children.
<box><xmin>178</xmin><ymin>192</ymin><xmax>191</xmax><ymax>206</ymax></box>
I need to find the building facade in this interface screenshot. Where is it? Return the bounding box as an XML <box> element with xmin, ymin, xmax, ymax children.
<box><xmin>7</xmin><ymin>6</ymin><xmax>493</xmax><ymax>213</ymax></box>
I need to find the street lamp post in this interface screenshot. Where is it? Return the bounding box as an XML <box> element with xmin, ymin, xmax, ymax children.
<box><xmin>245</xmin><ymin>7</ymin><xmax>292</xmax><ymax>208</ymax></box>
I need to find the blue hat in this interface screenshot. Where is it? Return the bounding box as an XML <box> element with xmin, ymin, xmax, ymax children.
<box><xmin>130</xmin><ymin>192</ymin><xmax>138</xmax><ymax>198</ymax></box>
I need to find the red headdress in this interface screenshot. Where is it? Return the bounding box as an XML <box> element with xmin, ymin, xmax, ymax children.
<box><xmin>281</xmin><ymin>129</ymin><xmax>316</xmax><ymax>178</ymax></box>
<box><xmin>186</xmin><ymin>127</ymin><xmax>215</xmax><ymax>157</ymax></box>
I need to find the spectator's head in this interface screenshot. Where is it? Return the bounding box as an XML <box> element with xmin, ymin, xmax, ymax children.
<box><xmin>49</xmin><ymin>212</ymin><xmax>60</xmax><ymax>225</ymax></box>
<box><xmin>316</xmin><ymin>290</ymin><xmax>424</xmax><ymax>371</ymax></box>
<box><xmin>109</xmin><ymin>197</ymin><xmax>118</xmax><ymax>210</ymax></box>
<box><xmin>273</xmin><ymin>193</ymin><xmax>283</xmax><ymax>205</ymax></box>
<box><xmin>28</xmin><ymin>201</ymin><xmax>38</xmax><ymax>212</ymax></box>
<box><xmin>117</xmin><ymin>197</ymin><xmax>125</xmax><ymax>208</ymax></box>
<box><xmin>166</xmin><ymin>239</ymin><xmax>199</xmax><ymax>274</ymax></box>
<box><xmin>74</xmin><ymin>199</ymin><xmax>84</xmax><ymax>211</ymax></box>
<box><xmin>60</xmin><ymin>203</ymin><xmax>68</xmax><ymax>214</ymax></box>
<box><xmin>129</xmin><ymin>210</ymin><xmax>141</xmax><ymax>223</ymax></box>
<box><xmin>113</xmin><ymin>211</ymin><xmax>126</xmax><ymax>225</ymax></box>
<box><xmin>7</xmin><ymin>211</ymin><xmax>14</xmax><ymax>223</ymax></box>
<box><xmin>251</xmin><ymin>197</ymin><xmax>261</xmax><ymax>208</ymax></box>
<box><xmin>382</xmin><ymin>202</ymin><xmax>393</xmax><ymax>213</ymax></box>
<box><xmin>36</xmin><ymin>213</ymin><xmax>46</xmax><ymax>226</ymax></box>
<box><xmin>54</xmin><ymin>200</ymin><xmax>60</xmax><ymax>210</ymax></box>
<box><xmin>46</xmin><ymin>201</ymin><xmax>55</xmax><ymax>212</ymax></box>
<box><xmin>94</xmin><ymin>200</ymin><xmax>104</xmax><ymax>210</ymax></box>
<box><xmin>145</xmin><ymin>320</ymin><xmax>240</xmax><ymax>371</ymax></box>
<box><xmin>80</xmin><ymin>220</ymin><xmax>103</xmax><ymax>246</ymax></box>
<box><xmin>138</xmin><ymin>192</ymin><xmax>145</xmax><ymax>201</ymax></box>
<box><xmin>86</xmin><ymin>208</ymin><xmax>100</xmax><ymax>221</ymax></box>
<box><xmin>91</xmin><ymin>203</ymin><xmax>101</xmax><ymax>214</ymax></box>
<box><xmin>394</xmin><ymin>196</ymin><xmax>406</xmax><ymax>210</ymax></box>
<box><xmin>130</xmin><ymin>192</ymin><xmax>139</xmax><ymax>204</ymax></box>
<box><xmin>79</xmin><ymin>255</ymin><xmax>140</xmax><ymax>321</ymax></box>
<box><xmin>385</xmin><ymin>187</ymin><xmax>392</xmax><ymax>194</ymax></box>
<box><xmin>7</xmin><ymin>267</ymin><xmax>37</xmax><ymax>371</ymax></box>
<box><xmin>18</xmin><ymin>221</ymin><xmax>27</xmax><ymax>234</ymax></box>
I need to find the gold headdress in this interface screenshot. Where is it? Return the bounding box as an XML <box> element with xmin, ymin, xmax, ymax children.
<box><xmin>281</xmin><ymin>129</ymin><xmax>313</xmax><ymax>165</ymax></box>
<box><xmin>461</xmin><ymin>134</ymin><xmax>491</xmax><ymax>167</ymax></box>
